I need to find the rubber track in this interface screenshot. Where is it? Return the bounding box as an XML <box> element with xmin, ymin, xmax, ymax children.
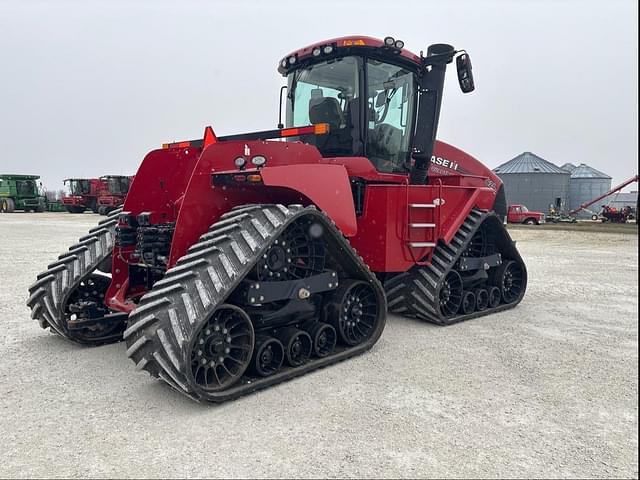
<box><xmin>26</xmin><ymin>208</ymin><xmax>122</xmax><ymax>344</ymax></box>
<box><xmin>123</xmin><ymin>204</ymin><xmax>386</xmax><ymax>402</ymax></box>
<box><xmin>384</xmin><ymin>208</ymin><xmax>526</xmax><ymax>325</ymax></box>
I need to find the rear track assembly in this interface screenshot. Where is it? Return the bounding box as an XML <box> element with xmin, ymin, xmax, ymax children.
<box><xmin>385</xmin><ymin>209</ymin><xmax>527</xmax><ymax>325</ymax></box>
<box><xmin>26</xmin><ymin>208</ymin><xmax>126</xmax><ymax>344</ymax></box>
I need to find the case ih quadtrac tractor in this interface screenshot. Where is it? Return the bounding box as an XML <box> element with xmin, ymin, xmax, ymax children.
<box><xmin>28</xmin><ymin>36</ymin><xmax>527</xmax><ymax>402</ymax></box>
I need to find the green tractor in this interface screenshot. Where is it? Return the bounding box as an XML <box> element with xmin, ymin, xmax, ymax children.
<box><xmin>0</xmin><ymin>174</ymin><xmax>47</xmax><ymax>213</ymax></box>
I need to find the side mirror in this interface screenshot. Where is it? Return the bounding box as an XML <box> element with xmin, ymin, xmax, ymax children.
<box><xmin>456</xmin><ymin>53</ymin><xmax>475</xmax><ymax>93</ymax></box>
<box><xmin>375</xmin><ymin>91</ymin><xmax>386</xmax><ymax>108</ymax></box>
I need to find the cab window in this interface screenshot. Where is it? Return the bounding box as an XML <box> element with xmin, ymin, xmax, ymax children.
<box><xmin>366</xmin><ymin>60</ymin><xmax>416</xmax><ymax>173</ymax></box>
<box><xmin>286</xmin><ymin>56</ymin><xmax>361</xmax><ymax>156</ymax></box>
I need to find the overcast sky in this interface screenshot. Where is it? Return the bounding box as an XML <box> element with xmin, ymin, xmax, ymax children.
<box><xmin>0</xmin><ymin>0</ymin><xmax>637</xmax><ymax>191</ymax></box>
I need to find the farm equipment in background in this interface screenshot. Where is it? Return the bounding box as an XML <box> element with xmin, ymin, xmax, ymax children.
<box><xmin>0</xmin><ymin>174</ymin><xmax>47</xmax><ymax>212</ymax></box>
<box><xmin>600</xmin><ymin>205</ymin><xmax>634</xmax><ymax>223</ymax></box>
<box><xmin>28</xmin><ymin>36</ymin><xmax>527</xmax><ymax>402</ymax></box>
<box><xmin>97</xmin><ymin>175</ymin><xmax>133</xmax><ymax>215</ymax></box>
<box><xmin>61</xmin><ymin>178</ymin><xmax>102</xmax><ymax>213</ymax></box>
<box><xmin>569</xmin><ymin>174</ymin><xmax>639</xmax><ymax>222</ymax></box>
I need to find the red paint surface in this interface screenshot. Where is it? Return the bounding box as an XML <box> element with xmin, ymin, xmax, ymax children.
<box><xmin>106</xmin><ymin>130</ymin><xmax>502</xmax><ymax>309</ymax></box>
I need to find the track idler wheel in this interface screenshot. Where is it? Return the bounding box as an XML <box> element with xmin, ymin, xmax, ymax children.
<box><xmin>303</xmin><ymin>321</ymin><xmax>337</xmax><ymax>358</ymax></box>
<box><xmin>189</xmin><ymin>305</ymin><xmax>254</xmax><ymax>393</ymax></box>
<box><xmin>492</xmin><ymin>260</ymin><xmax>525</xmax><ymax>304</ymax></box>
<box><xmin>326</xmin><ymin>279</ymin><xmax>378</xmax><ymax>347</ymax></box>
<box><xmin>251</xmin><ymin>335</ymin><xmax>284</xmax><ymax>377</ymax></box>
<box><xmin>475</xmin><ymin>288</ymin><xmax>489</xmax><ymax>312</ymax></box>
<box><xmin>438</xmin><ymin>271</ymin><xmax>463</xmax><ymax>318</ymax></box>
<box><xmin>460</xmin><ymin>291</ymin><xmax>476</xmax><ymax>315</ymax></box>
<box><xmin>488</xmin><ymin>286</ymin><xmax>501</xmax><ymax>308</ymax></box>
<box><xmin>278</xmin><ymin>328</ymin><xmax>312</xmax><ymax>367</ymax></box>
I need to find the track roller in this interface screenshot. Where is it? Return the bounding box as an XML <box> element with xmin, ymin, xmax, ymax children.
<box><xmin>475</xmin><ymin>288</ymin><xmax>489</xmax><ymax>312</ymax></box>
<box><xmin>488</xmin><ymin>286</ymin><xmax>501</xmax><ymax>308</ymax></box>
<box><xmin>251</xmin><ymin>336</ymin><xmax>285</xmax><ymax>377</ymax></box>
<box><xmin>278</xmin><ymin>327</ymin><xmax>312</xmax><ymax>367</ymax></box>
<box><xmin>303</xmin><ymin>321</ymin><xmax>337</xmax><ymax>357</ymax></box>
<box><xmin>460</xmin><ymin>291</ymin><xmax>476</xmax><ymax>315</ymax></box>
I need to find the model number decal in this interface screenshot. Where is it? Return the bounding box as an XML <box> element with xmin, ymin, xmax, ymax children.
<box><xmin>430</xmin><ymin>155</ymin><xmax>459</xmax><ymax>171</ymax></box>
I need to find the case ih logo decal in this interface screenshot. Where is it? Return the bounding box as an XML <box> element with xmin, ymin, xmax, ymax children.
<box><xmin>430</xmin><ymin>155</ymin><xmax>459</xmax><ymax>171</ymax></box>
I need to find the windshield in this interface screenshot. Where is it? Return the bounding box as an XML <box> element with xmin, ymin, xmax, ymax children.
<box><xmin>107</xmin><ymin>177</ymin><xmax>129</xmax><ymax>195</ymax></box>
<box><xmin>286</xmin><ymin>56</ymin><xmax>361</xmax><ymax>157</ymax></box>
<box><xmin>16</xmin><ymin>180</ymin><xmax>36</xmax><ymax>196</ymax></box>
<box><xmin>68</xmin><ymin>180</ymin><xmax>90</xmax><ymax>195</ymax></box>
<box><xmin>286</xmin><ymin>56</ymin><xmax>416</xmax><ymax>173</ymax></box>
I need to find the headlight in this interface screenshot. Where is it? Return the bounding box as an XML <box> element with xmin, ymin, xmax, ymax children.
<box><xmin>251</xmin><ymin>155</ymin><xmax>267</xmax><ymax>167</ymax></box>
<box><xmin>234</xmin><ymin>156</ymin><xmax>246</xmax><ymax>169</ymax></box>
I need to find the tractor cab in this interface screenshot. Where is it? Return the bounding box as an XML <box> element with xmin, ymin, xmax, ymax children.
<box><xmin>101</xmin><ymin>175</ymin><xmax>130</xmax><ymax>195</ymax></box>
<box><xmin>64</xmin><ymin>178</ymin><xmax>92</xmax><ymax>196</ymax></box>
<box><xmin>15</xmin><ymin>178</ymin><xmax>38</xmax><ymax>197</ymax></box>
<box><xmin>280</xmin><ymin>36</ymin><xmax>475</xmax><ymax>179</ymax></box>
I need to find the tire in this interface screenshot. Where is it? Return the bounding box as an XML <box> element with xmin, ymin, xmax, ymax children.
<box><xmin>66</xmin><ymin>206</ymin><xmax>85</xmax><ymax>214</ymax></box>
<box><xmin>1</xmin><ymin>198</ymin><xmax>16</xmax><ymax>213</ymax></box>
<box><xmin>591</xmin><ymin>214</ymin><xmax>599</xmax><ymax>221</ymax></box>
<box><xmin>36</xmin><ymin>205</ymin><xmax>45</xmax><ymax>213</ymax></box>
<box><xmin>523</xmin><ymin>218</ymin><xmax>537</xmax><ymax>225</ymax></box>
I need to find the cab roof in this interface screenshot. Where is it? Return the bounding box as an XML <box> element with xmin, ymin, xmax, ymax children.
<box><xmin>0</xmin><ymin>174</ymin><xmax>40</xmax><ymax>180</ymax></box>
<box><xmin>278</xmin><ymin>35</ymin><xmax>422</xmax><ymax>75</ymax></box>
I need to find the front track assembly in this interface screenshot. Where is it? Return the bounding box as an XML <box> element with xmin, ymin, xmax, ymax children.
<box><xmin>385</xmin><ymin>209</ymin><xmax>527</xmax><ymax>325</ymax></box>
<box><xmin>124</xmin><ymin>205</ymin><xmax>387</xmax><ymax>402</ymax></box>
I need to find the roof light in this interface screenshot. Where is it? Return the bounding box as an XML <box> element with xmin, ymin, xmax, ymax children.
<box><xmin>384</xmin><ymin>36</ymin><xmax>395</xmax><ymax>46</ymax></box>
<box><xmin>322</xmin><ymin>45</ymin><xmax>333</xmax><ymax>54</ymax></box>
<box><xmin>394</xmin><ymin>39</ymin><xmax>404</xmax><ymax>49</ymax></box>
<box><xmin>246</xmin><ymin>174</ymin><xmax>262</xmax><ymax>183</ymax></box>
<box><xmin>312</xmin><ymin>47</ymin><xmax>321</xmax><ymax>57</ymax></box>
<box><xmin>234</xmin><ymin>157</ymin><xmax>246</xmax><ymax>169</ymax></box>
<box><xmin>251</xmin><ymin>155</ymin><xmax>267</xmax><ymax>167</ymax></box>
<box><xmin>281</xmin><ymin>59</ymin><xmax>287</xmax><ymax>68</ymax></box>
<box><xmin>288</xmin><ymin>56</ymin><xmax>297</xmax><ymax>65</ymax></box>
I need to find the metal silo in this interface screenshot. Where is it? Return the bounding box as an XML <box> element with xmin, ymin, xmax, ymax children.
<box><xmin>493</xmin><ymin>152</ymin><xmax>570</xmax><ymax>214</ymax></box>
<box><xmin>561</xmin><ymin>163</ymin><xmax>577</xmax><ymax>173</ymax></box>
<box><xmin>568</xmin><ymin>164</ymin><xmax>612</xmax><ymax>217</ymax></box>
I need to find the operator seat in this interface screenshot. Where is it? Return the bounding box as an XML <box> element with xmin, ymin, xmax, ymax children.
<box><xmin>307</xmin><ymin>97</ymin><xmax>352</xmax><ymax>156</ymax></box>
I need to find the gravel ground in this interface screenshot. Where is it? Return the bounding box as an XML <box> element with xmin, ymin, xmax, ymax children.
<box><xmin>0</xmin><ymin>213</ymin><xmax>637</xmax><ymax>479</ymax></box>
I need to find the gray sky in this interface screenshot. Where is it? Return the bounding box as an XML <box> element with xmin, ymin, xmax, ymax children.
<box><xmin>0</xmin><ymin>0</ymin><xmax>637</xmax><ymax>191</ymax></box>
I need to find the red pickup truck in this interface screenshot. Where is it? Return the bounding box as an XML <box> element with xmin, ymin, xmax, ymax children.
<box><xmin>507</xmin><ymin>204</ymin><xmax>545</xmax><ymax>225</ymax></box>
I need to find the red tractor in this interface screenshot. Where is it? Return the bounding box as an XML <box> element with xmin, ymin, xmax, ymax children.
<box><xmin>28</xmin><ymin>36</ymin><xmax>527</xmax><ymax>402</ymax></box>
<box><xmin>96</xmin><ymin>175</ymin><xmax>133</xmax><ymax>215</ymax></box>
<box><xmin>61</xmin><ymin>178</ymin><xmax>102</xmax><ymax>213</ymax></box>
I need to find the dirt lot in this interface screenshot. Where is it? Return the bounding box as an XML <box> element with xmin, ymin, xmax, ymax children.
<box><xmin>0</xmin><ymin>213</ymin><xmax>637</xmax><ymax>479</ymax></box>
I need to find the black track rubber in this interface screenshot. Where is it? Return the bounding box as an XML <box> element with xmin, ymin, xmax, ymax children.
<box><xmin>123</xmin><ymin>204</ymin><xmax>387</xmax><ymax>402</ymax></box>
<box><xmin>26</xmin><ymin>208</ymin><xmax>123</xmax><ymax>344</ymax></box>
<box><xmin>384</xmin><ymin>209</ymin><xmax>527</xmax><ymax>325</ymax></box>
